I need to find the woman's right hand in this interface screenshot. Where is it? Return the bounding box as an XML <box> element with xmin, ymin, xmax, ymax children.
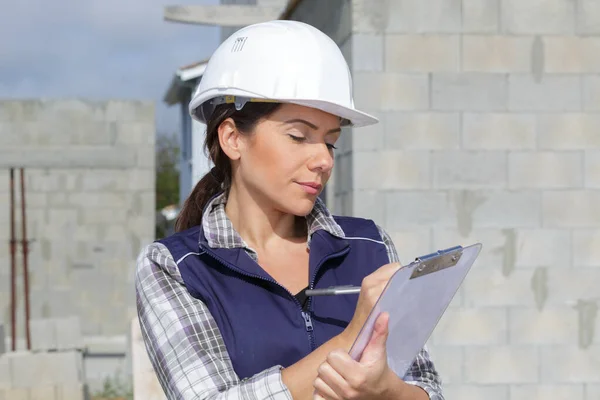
<box><xmin>341</xmin><ymin>262</ymin><xmax>402</xmax><ymax>347</ymax></box>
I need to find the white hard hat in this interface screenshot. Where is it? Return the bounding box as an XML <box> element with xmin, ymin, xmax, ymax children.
<box><xmin>189</xmin><ymin>20</ymin><xmax>378</xmax><ymax>127</ymax></box>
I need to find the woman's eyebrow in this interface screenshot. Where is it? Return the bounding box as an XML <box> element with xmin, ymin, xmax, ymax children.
<box><xmin>285</xmin><ymin>119</ymin><xmax>341</xmax><ymax>134</ymax></box>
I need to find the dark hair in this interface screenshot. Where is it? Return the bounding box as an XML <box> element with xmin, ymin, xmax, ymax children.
<box><xmin>175</xmin><ymin>102</ymin><xmax>282</xmax><ymax>232</ymax></box>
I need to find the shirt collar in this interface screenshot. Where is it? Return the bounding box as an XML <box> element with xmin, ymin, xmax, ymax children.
<box><xmin>201</xmin><ymin>192</ymin><xmax>345</xmax><ymax>251</ymax></box>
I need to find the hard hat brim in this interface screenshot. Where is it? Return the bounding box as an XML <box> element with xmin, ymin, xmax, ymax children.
<box><xmin>190</xmin><ymin>94</ymin><xmax>379</xmax><ymax>128</ymax></box>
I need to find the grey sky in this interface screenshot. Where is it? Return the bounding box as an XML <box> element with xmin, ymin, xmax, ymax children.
<box><xmin>0</xmin><ymin>0</ymin><xmax>220</xmax><ymax>134</ymax></box>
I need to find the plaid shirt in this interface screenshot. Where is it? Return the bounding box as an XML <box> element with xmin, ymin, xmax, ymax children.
<box><xmin>136</xmin><ymin>193</ymin><xmax>444</xmax><ymax>400</ymax></box>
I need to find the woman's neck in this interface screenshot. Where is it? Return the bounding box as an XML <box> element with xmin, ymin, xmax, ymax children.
<box><xmin>224</xmin><ymin>184</ymin><xmax>306</xmax><ymax>252</ymax></box>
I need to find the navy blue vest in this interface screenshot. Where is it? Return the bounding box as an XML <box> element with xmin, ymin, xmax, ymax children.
<box><xmin>159</xmin><ymin>216</ymin><xmax>389</xmax><ymax>380</ymax></box>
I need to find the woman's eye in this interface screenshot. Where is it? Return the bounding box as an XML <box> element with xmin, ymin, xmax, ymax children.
<box><xmin>288</xmin><ymin>134</ymin><xmax>306</xmax><ymax>143</ymax></box>
<box><xmin>326</xmin><ymin>143</ymin><xmax>338</xmax><ymax>150</ymax></box>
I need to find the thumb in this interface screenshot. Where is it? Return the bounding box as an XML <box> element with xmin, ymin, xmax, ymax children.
<box><xmin>359</xmin><ymin>312</ymin><xmax>389</xmax><ymax>365</ymax></box>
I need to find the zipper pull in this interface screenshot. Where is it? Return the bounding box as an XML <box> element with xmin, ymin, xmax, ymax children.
<box><xmin>302</xmin><ymin>312</ymin><xmax>313</xmax><ymax>332</ymax></box>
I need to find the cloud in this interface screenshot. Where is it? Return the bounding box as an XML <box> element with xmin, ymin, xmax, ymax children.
<box><xmin>0</xmin><ymin>0</ymin><xmax>221</xmax><ymax>133</ymax></box>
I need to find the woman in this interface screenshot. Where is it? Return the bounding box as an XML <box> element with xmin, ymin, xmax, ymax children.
<box><xmin>136</xmin><ymin>20</ymin><xmax>443</xmax><ymax>400</ymax></box>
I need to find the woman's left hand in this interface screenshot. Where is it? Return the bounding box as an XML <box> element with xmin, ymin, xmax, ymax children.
<box><xmin>313</xmin><ymin>312</ymin><xmax>405</xmax><ymax>400</ymax></box>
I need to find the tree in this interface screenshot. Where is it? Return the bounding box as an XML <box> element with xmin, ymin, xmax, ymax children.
<box><xmin>155</xmin><ymin>134</ymin><xmax>180</xmax><ymax>210</ymax></box>
<box><xmin>155</xmin><ymin>134</ymin><xmax>180</xmax><ymax>239</ymax></box>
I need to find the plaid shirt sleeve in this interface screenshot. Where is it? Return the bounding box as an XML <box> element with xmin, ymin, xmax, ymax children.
<box><xmin>377</xmin><ymin>225</ymin><xmax>445</xmax><ymax>400</ymax></box>
<box><xmin>135</xmin><ymin>242</ymin><xmax>292</xmax><ymax>400</ymax></box>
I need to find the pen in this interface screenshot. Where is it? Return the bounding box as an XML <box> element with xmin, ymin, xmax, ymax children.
<box><xmin>305</xmin><ymin>285</ymin><xmax>361</xmax><ymax>296</ymax></box>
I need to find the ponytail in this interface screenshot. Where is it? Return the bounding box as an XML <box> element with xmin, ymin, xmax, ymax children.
<box><xmin>174</xmin><ymin>102</ymin><xmax>281</xmax><ymax>232</ymax></box>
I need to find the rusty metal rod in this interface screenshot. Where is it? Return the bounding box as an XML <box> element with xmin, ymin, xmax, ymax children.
<box><xmin>9</xmin><ymin>167</ymin><xmax>16</xmax><ymax>351</ymax></box>
<box><xmin>20</xmin><ymin>168</ymin><xmax>31</xmax><ymax>350</ymax></box>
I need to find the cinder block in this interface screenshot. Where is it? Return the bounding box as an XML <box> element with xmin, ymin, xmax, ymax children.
<box><xmin>115</xmin><ymin>122</ymin><xmax>155</xmax><ymax>146</ymax></box>
<box><xmin>77</xmin><ymin>170</ymin><xmax>130</xmax><ymax>192</ymax></box>
<box><xmin>105</xmin><ymin>100</ymin><xmax>154</xmax><ymax>122</ymax></box>
<box><xmin>127</xmin><ymin>169</ymin><xmax>156</xmax><ymax>192</ymax></box>
<box><xmin>8</xmin><ymin>352</ymin><xmax>41</xmax><ymax>388</ymax></box>
<box><xmin>457</xmin><ymin>190</ymin><xmax>541</xmax><ymax>230</ymax></box>
<box><xmin>1</xmin><ymin>388</ymin><xmax>28</xmax><ymax>400</ymax></box>
<box><xmin>586</xmin><ymin>151</ymin><xmax>600</xmax><ymax>189</ymax></box>
<box><xmin>515</xmin><ymin>229</ymin><xmax>571</xmax><ymax>269</ymax></box>
<box><xmin>0</xmin><ymin>148</ymin><xmax>138</xmax><ymax>169</ymax></box>
<box><xmin>465</xmin><ymin>345</ymin><xmax>539</xmax><ymax>384</ymax></box>
<box><xmin>352</xmin><ymin>190</ymin><xmax>385</xmax><ymax>223</ymax></box>
<box><xmin>509</xmin><ymin>307</ymin><xmax>578</xmax><ymax>345</ymax></box>
<box><xmin>354</xmin><ymin>150</ymin><xmax>430</xmax><ymax>190</ymax></box>
<box><xmin>385</xmin><ymin>112</ymin><xmax>459</xmax><ymax>150</ymax></box>
<box><xmin>510</xmin><ymin>384</ymin><xmax>585</xmax><ymax>400</ymax></box>
<box><xmin>586</xmin><ymin>384</ymin><xmax>600</xmax><ymax>400</ymax></box>
<box><xmin>462</xmin><ymin>36</ymin><xmax>532</xmax><ymax>73</ymax></box>
<box><xmin>334</xmin><ymin>153</ymin><xmax>352</xmax><ymax>193</ymax></box>
<box><xmin>0</xmin><ymin>356</ymin><xmax>9</xmax><ymax>389</ymax></box>
<box><xmin>387</xmin><ymin>228</ymin><xmax>432</xmax><ymax>264</ymax></box>
<box><xmin>584</xmin><ymin>76</ymin><xmax>600</xmax><ymax>111</ymax></box>
<box><xmin>0</xmin><ymin>122</ymin><xmax>26</xmax><ymax>146</ymax></box>
<box><xmin>350</xmin><ymin>0</ymin><xmax>386</xmax><ymax>33</ymax></box>
<box><xmin>352</xmin><ymin>111</ymin><xmax>384</xmax><ymax>151</ymax></box>
<box><xmin>423</xmin><ymin>345</ymin><xmax>463</xmax><ymax>384</ymax></box>
<box><xmin>432</xmin><ymin>151</ymin><xmax>507</xmax><ymax>189</ymax></box>
<box><xmin>463</xmin><ymin>269</ymin><xmax>536</xmax><ymax>308</ymax></box>
<box><xmin>30</xmin><ymin>319</ymin><xmax>57</xmax><ymax>351</ymax></box>
<box><xmin>546</xmin><ymin>268</ymin><xmax>600</xmax><ymax>307</ymax></box>
<box><xmin>501</xmin><ymin>0</ymin><xmax>575</xmax><ymax>34</ymax></box>
<box><xmin>508</xmin><ymin>152</ymin><xmax>583</xmax><ymax>189</ymax></box>
<box><xmin>431</xmin><ymin>73</ymin><xmax>508</xmax><ymax>111</ymax></box>
<box><xmin>434</xmin><ymin>228</ymin><xmax>508</xmax><ymax>270</ymax></box>
<box><xmin>384</xmin><ymin>191</ymin><xmax>455</xmax><ymax>230</ymax></box>
<box><xmin>462</xmin><ymin>113</ymin><xmax>536</xmax><ymax>150</ymax></box>
<box><xmin>462</xmin><ymin>0</ymin><xmax>500</xmax><ymax>33</ymax></box>
<box><xmin>29</xmin><ymin>386</ymin><xmax>56</xmax><ymax>400</ymax></box>
<box><xmin>385</xmin><ymin>34</ymin><xmax>459</xmax><ymax>72</ymax></box>
<box><xmin>442</xmin><ymin>385</ymin><xmax>508</xmax><ymax>400</ymax></box>
<box><xmin>9</xmin><ymin>351</ymin><xmax>83</xmax><ymax>388</ymax></box>
<box><xmin>577</xmin><ymin>0</ymin><xmax>600</xmax><ymax>35</ymax></box>
<box><xmin>352</xmin><ymin>34</ymin><xmax>383</xmax><ymax>72</ymax></box>
<box><xmin>538</xmin><ymin>114</ymin><xmax>600</xmax><ymax>149</ymax></box>
<box><xmin>430</xmin><ymin>308</ymin><xmax>507</xmax><ymax>345</ymax></box>
<box><xmin>573</xmin><ymin>229</ymin><xmax>600</xmax><ymax>267</ymax></box>
<box><xmin>67</xmin><ymin>193</ymin><xmax>128</xmax><ymax>209</ymax></box>
<box><xmin>78</xmin><ymin>208</ymin><xmax>128</xmax><ymax>225</ymax></box>
<box><xmin>353</xmin><ymin>72</ymin><xmax>429</xmax><ymax>111</ymax></box>
<box><xmin>55</xmin><ymin>384</ymin><xmax>85</xmax><ymax>400</ymax></box>
<box><xmin>55</xmin><ymin>317</ymin><xmax>83</xmax><ymax>351</ymax></box>
<box><xmin>544</xmin><ymin>37</ymin><xmax>600</xmax><ymax>74</ymax></box>
<box><xmin>540</xmin><ymin>345</ymin><xmax>600</xmax><ymax>383</ymax></box>
<box><xmin>136</xmin><ymin>146</ymin><xmax>155</xmax><ymax>169</ymax></box>
<box><xmin>385</xmin><ymin>0</ymin><xmax>462</xmax><ymax>33</ymax></box>
<box><xmin>509</xmin><ymin>75</ymin><xmax>581</xmax><ymax>111</ymax></box>
<box><xmin>543</xmin><ymin>191</ymin><xmax>600</xmax><ymax>227</ymax></box>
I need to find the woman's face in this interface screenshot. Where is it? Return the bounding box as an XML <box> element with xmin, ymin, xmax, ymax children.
<box><xmin>235</xmin><ymin>103</ymin><xmax>341</xmax><ymax>216</ymax></box>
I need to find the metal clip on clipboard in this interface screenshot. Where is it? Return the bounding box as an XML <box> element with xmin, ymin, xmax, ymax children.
<box><xmin>409</xmin><ymin>245</ymin><xmax>464</xmax><ymax>279</ymax></box>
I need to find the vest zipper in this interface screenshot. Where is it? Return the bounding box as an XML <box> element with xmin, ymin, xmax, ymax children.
<box><xmin>305</xmin><ymin>241</ymin><xmax>352</xmax><ymax>351</ymax></box>
<box><xmin>198</xmin><ymin>245</ymin><xmax>317</xmax><ymax>351</ymax></box>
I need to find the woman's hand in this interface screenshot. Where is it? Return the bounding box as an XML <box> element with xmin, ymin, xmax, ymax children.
<box><xmin>342</xmin><ymin>262</ymin><xmax>402</xmax><ymax>346</ymax></box>
<box><xmin>313</xmin><ymin>312</ymin><xmax>407</xmax><ymax>400</ymax></box>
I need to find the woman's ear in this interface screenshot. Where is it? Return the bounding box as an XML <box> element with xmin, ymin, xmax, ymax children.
<box><xmin>218</xmin><ymin>118</ymin><xmax>243</xmax><ymax>161</ymax></box>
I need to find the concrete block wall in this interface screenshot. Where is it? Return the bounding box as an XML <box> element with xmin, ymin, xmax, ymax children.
<box><xmin>0</xmin><ymin>350</ymin><xmax>85</xmax><ymax>400</ymax></box>
<box><xmin>344</xmin><ymin>1</ymin><xmax>600</xmax><ymax>399</ymax></box>
<box><xmin>288</xmin><ymin>1</ymin><xmax>600</xmax><ymax>399</ymax></box>
<box><xmin>0</xmin><ymin>99</ymin><xmax>155</xmax><ymax>339</ymax></box>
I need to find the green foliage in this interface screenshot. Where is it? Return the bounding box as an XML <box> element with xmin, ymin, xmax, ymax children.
<box><xmin>92</xmin><ymin>370</ymin><xmax>133</xmax><ymax>400</ymax></box>
<box><xmin>155</xmin><ymin>133</ymin><xmax>180</xmax><ymax>211</ymax></box>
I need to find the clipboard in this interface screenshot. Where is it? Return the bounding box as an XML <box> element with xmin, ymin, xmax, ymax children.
<box><xmin>348</xmin><ymin>243</ymin><xmax>482</xmax><ymax>377</ymax></box>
